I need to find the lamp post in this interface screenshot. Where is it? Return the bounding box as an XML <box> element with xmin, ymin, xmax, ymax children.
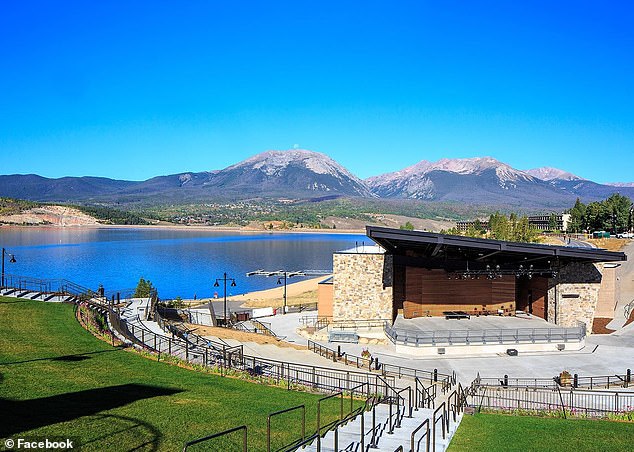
<box><xmin>246</xmin><ymin>269</ymin><xmax>330</xmax><ymax>315</ymax></box>
<box><xmin>277</xmin><ymin>272</ymin><xmax>288</xmax><ymax>314</ymax></box>
<box><xmin>1</xmin><ymin>248</ymin><xmax>17</xmax><ymax>288</ymax></box>
<box><xmin>214</xmin><ymin>272</ymin><xmax>236</xmax><ymax>326</ymax></box>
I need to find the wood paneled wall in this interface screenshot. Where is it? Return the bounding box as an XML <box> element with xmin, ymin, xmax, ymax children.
<box><xmin>403</xmin><ymin>268</ymin><xmax>516</xmax><ymax>318</ymax></box>
<box><xmin>515</xmin><ymin>276</ymin><xmax>548</xmax><ymax>320</ymax></box>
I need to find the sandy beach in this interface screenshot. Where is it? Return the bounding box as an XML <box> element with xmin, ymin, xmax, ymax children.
<box><xmin>190</xmin><ymin>275</ymin><xmax>329</xmax><ymax>308</ymax></box>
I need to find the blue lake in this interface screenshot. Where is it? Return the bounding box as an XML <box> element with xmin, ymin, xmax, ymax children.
<box><xmin>0</xmin><ymin>227</ymin><xmax>369</xmax><ymax>299</ymax></box>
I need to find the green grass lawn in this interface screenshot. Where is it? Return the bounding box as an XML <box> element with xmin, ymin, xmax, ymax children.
<box><xmin>449</xmin><ymin>412</ymin><xmax>634</xmax><ymax>452</ymax></box>
<box><xmin>0</xmin><ymin>298</ymin><xmax>351</xmax><ymax>451</ymax></box>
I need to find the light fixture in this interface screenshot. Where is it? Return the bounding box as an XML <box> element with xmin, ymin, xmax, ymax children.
<box><xmin>214</xmin><ymin>281</ymin><xmax>219</xmax><ymax>287</ymax></box>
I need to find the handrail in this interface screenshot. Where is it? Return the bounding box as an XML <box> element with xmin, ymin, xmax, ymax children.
<box><xmin>306</xmin><ymin>339</ymin><xmax>454</xmax><ymax>386</ymax></box>
<box><xmin>182</xmin><ymin>425</ymin><xmax>247</xmax><ymax>451</ymax></box>
<box><xmin>2</xmin><ymin>273</ymin><xmax>102</xmax><ymax>302</ymax></box>
<box><xmin>328</xmin><ymin>318</ymin><xmax>392</xmax><ymax>330</ymax></box>
<box><xmin>300</xmin><ymin>315</ymin><xmax>332</xmax><ymax>329</ymax></box>
<box><xmin>316</xmin><ymin>391</ymin><xmax>344</xmax><ymax>450</ymax></box>
<box><xmin>61</xmin><ymin>277</ymin><xmax>429</xmax><ymax>450</ymax></box>
<box><xmin>432</xmin><ymin>401</ymin><xmax>447</xmax><ymax>452</ymax></box>
<box><xmin>385</xmin><ymin>320</ymin><xmax>586</xmax><ymax>346</ymax></box>
<box><xmin>267</xmin><ymin>404</ymin><xmax>305</xmax><ymax>452</ymax></box>
<box><xmin>377</xmin><ymin>375</ymin><xmax>412</xmax><ymax>433</ymax></box>
<box><xmin>468</xmin><ymin>381</ymin><xmax>634</xmax><ymax>416</ymax></box>
<box><xmin>251</xmin><ymin>318</ymin><xmax>277</xmax><ymax>337</ymax></box>
<box><xmin>157</xmin><ymin>318</ymin><xmax>398</xmax><ymax>390</ymax></box>
<box><xmin>410</xmin><ymin>418</ymin><xmax>430</xmax><ymax>452</ymax></box>
<box><xmin>477</xmin><ymin>370</ymin><xmax>632</xmax><ymax>390</ymax></box>
<box><xmin>415</xmin><ymin>376</ymin><xmax>436</xmax><ymax>409</ymax></box>
<box><xmin>291</xmin><ymin>397</ymin><xmax>374</xmax><ymax>452</ymax></box>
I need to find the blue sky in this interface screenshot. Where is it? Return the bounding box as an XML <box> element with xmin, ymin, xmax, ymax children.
<box><xmin>1</xmin><ymin>1</ymin><xmax>632</xmax><ymax>183</ymax></box>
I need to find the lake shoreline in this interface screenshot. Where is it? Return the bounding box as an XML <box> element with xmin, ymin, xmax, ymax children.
<box><xmin>0</xmin><ymin>222</ymin><xmax>366</xmax><ymax>235</ymax></box>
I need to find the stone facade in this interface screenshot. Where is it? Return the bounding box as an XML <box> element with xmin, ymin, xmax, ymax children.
<box><xmin>332</xmin><ymin>252</ymin><xmax>393</xmax><ymax>321</ymax></box>
<box><xmin>547</xmin><ymin>262</ymin><xmax>603</xmax><ymax>330</ymax></box>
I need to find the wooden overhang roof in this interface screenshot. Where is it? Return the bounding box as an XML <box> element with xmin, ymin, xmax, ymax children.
<box><xmin>366</xmin><ymin>226</ymin><xmax>627</xmax><ymax>266</ymax></box>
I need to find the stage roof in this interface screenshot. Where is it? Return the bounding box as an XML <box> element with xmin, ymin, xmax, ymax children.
<box><xmin>366</xmin><ymin>226</ymin><xmax>627</xmax><ymax>265</ymax></box>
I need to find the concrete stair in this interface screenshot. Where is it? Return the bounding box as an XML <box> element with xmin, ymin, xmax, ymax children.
<box><xmin>299</xmin><ymin>402</ymin><xmax>462</xmax><ymax>452</ymax></box>
<box><xmin>0</xmin><ymin>288</ymin><xmax>69</xmax><ymax>303</ymax></box>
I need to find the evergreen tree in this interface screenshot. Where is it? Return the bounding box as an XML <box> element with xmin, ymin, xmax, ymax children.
<box><xmin>134</xmin><ymin>277</ymin><xmax>156</xmax><ymax>298</ymax></box>
<box><xmin>567</xmin><ymin>198</ymin><xmax>586</xmax><ymax>233</ymax></box>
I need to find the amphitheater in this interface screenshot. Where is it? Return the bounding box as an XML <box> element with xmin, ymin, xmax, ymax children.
<box><xmin>1</xmin><ymin>228</ymin><xmax>633</xmax><ymax>451</ymax></box>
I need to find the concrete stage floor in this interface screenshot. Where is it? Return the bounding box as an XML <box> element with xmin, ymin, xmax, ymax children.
<box><xmin>392</xmin><ymin>313</ymin><xmax>555</xmax><ymax>332</ymax></box>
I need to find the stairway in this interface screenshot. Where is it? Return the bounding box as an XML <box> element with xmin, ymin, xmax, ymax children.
<box><xmin>299</xmin><ymin>399</ymin><xmax>462</xmax><ymax>452</ymax></box>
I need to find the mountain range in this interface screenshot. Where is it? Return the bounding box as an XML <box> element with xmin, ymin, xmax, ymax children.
<box><xmin>1</xmin><ymin>149</ymin><xmax>632</xmax><ymax>210</ymax></box>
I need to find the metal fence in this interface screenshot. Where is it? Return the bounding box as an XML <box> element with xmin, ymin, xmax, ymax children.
<box><xmin>115</xmin><ymin>311</ymin><xmax>400</xmax><ymax>397</ymax></box>
<box><xmin>476</xmin><ymin>371</ymin><xmax>632</xmax><ymax>390</ymax></box>
<box><xmin>384</xmin><ymin>321</ymin><xmax>586</xmax><ymax>346</ymax></box>
<box><xmin>306</xmin><ymin>339</ymin><xmax>455</xmax><ymax>393</ymax></box>
<box><xmin>468</xmin><ymin>384</ymin><xmax>634</xmax><ymax>418</ymax></box>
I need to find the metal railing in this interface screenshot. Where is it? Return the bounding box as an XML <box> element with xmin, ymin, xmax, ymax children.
<box><xmin>11</xmin><ymin>274</ymin><xmax>457</xmax><ymax>452</ymax></box>
<box><xmin>158</xmin><ymin>307</ymin><xmax>215</xmax><ymax>326</ymax></box>
<box><xmin>267</xmin><ymin>404</ymin><xmax>305</xmax><ymax>452</ymax></box>
<box><xmin>1</xmin><ymin>273</ymin><xmax>101</xmax><ymax>302</ymax></box>
<box><xmin>410</xmin><ymin>418</ymin><xmax>430</xmax><ymax>452</ymax></box>
<box><xmin>121</xmin><ymin>310</ymin><xmax>400</xmax><ymax>397</ymax></box>
<box><xmin>306</xmin><ymin>339</ymin><xmax>455</xmax><ymax>392</ymax></box>
<box><xmin>476</xmin><ymin>370</ymin><xmax>632</xmax><ymax>390</ymax></box>
<box><xmin>285</xmin><ymin>302</ymin><xmax>318</xmax><ymax>314</ymax></box>
<box><xmin>251</xmin><ymin>319</ymin><xmax>276</xmax><ymax>337</ymax></box>
<box><xmin>385</xmin><ymin>321</ymin><xmax>586</xmax><ymax>346</ymax></box>
<box><xmin>299</xmin><ymin>315</ymin><xmax>332</xmax><ymax>330</ymax></box>
<box><xmin>415</xmin><ymin>376</ymin><xmax>436</xmax><ymax>408</ymax></box>
<box><xmin>328</xmin><ymin>318</ymin><xmax>393</xmax><ymax>331</ymax></box>
<box><xmin>468</xmin><ymin>381</ymin><xmax>634</xmax><ymax>417</ymax></box>
<box><xmin>316</xmin><ymin>391</ymin><xmax>345</xmax><ymax>450</ymax></box>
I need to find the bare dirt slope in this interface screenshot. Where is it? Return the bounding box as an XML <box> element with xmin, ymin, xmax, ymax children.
<box><xmin>0</xmin><ymin>205</ymin><xmax>99</xmax><ymax>226</ymax></box>
<box><xmin>185</xmin><ymin>324</ymin><xmax>306</xmax><ymax>349</ymax></box>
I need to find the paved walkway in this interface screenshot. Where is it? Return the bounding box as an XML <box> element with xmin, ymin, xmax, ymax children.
<box><xmin>608</xmin><ymin>241</ymin><xmax>634</xmax><ymax>329</ymax></box>
<box><xmin>260</xmin><ymin>311</ymin><xmax>634</xmax><ymax>385</ymax></box>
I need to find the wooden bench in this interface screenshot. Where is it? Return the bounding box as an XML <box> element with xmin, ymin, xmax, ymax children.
<box><xmin>328</xmin><ymin>331</ymin><xmax>359</xmax><ymax>343</ymax></box>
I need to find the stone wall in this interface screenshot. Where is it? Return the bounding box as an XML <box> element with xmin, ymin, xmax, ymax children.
<box><xmin>547</xmin><ymin>262</ymin><xmax>603</xmax><ymax>330</ymax></box>
<box><xmin>332</xmin><ymin>252</ymin><xmax>393</xmax><ymax>321</ymax></box>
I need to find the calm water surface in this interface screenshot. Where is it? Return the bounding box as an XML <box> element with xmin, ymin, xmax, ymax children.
<box><xmin>0</xmin><ymin>227</ymin><xmax>369</xmax><ymax>299</ymax></box>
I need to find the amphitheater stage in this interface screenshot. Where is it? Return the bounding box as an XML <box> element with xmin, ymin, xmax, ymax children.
<box><xmin>385</xmin><ymin>313</ymin><xmax>586</xmax><ymax>357</ymax></box>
